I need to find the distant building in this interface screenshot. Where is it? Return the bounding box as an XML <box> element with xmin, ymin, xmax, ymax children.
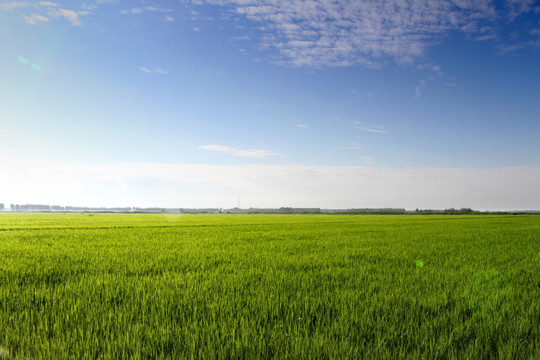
<box><xmin>0</xmin><ymin>203</ymin><xmax>4</xmax><ymax>210</ymax></box>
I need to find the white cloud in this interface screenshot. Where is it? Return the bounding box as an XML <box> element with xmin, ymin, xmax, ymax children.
<box><xmin>334</xmin><ymin>143</ymin><xmax>366</xmax><ymax>152</ymax></box>
<box><xmin>415</xmin><ymin>64</ymin><xmax>451</xmax><ymax>95</ymax></box>
<box><xmin>1</xmin><ymin>162</ymin><xmax>539</xmax><ymax>210</ymax></box>
<box><xmin>414</xmin><ymin>79</ymin><xmax>428</xmax><ymax>98</ymax></box>
<box><xmin>351</xmin><ymin>90</ymin><xmax>376</xmax><ymax>97</ymax></box>
<box><xmin>418</xmin><ymin>63</ymin><xmax>444</xmax><ymax>77</ymax></box>
<box><xmin>38</xmin><ymin>1</ymin><xmax>58</xmax><ymax>7</ymax></box>
<box><xmin>21</xmin><ymin>13</ymin><xmax>49</xmax><ymax>24</ymax></box>
<box><xmin>154</xmin><ymin>67</ymin><xmax>168</xmax><ymax>75</ymax></box>
<box><xmin>194</xmin><ymin>0</ymin><xmax>539</xmax><ymax>67</ymax></box>
<box><xmin>49</xmin><ymin>8</ymin><xmax>87</xmax><ymax>26</ymax></box>
<box><xmin>7</xmin><ymin>1</ymin><xmax>535</xmax><ymax>65</ymax></box>
<box><xmin>415</xmin><ymin>86</ymin><xmax>422</xmax><ymax>98</ymax></box>
<box><xmin>145</xmin><ymin>6</ymin><xmax>174</xmax><ymax>13</ymax></box>
<box><xmin>360</xmin><ymin>156</ymin><xmax>376</xmax><ymax>166</ymax></box>
<box><xmin>138</xmin><ymin>66</ymin><xmax>169</xmax><ymax>75</ymax></box>
<box><xmin>13</xmin><ymin>4</ymin><xmax>87</xmax><ymax>26</ymax></box>
<box><xmin>355</xmin><ymin>127</ymin><xmax>388</xmax><ymax>134</ymax></box>
<box><xmin>497</xmin><ymin>40</ymin><xmax>540</xmax><ymax>54</ymax></box>
<box><xmin>199</xmin><ymin>0</ymin><xmax>500</xmax><ymax>68</ymax></box>
<box><xmin>354</xmin><ymin>124</ymin><xmax>387</xmax><ymax>133</ymax></box>
<box><xmin>506</xmin><ymin>0</ymin><xmax>535</xmax><ymax>20</ymax></box>
<box><xmin>119</xmin><ymin>5</ymin><xmax>173</xmax><ymax>16</ymax></box>
<box><xmin>297</xmin><ymin>124</ymin><xmax>308</xmax><ymax>128</ymax></box>
<box><xmin>0</xmin><ymin>0</ymin><xmax>110</xmax><ymax>26</ymax></box>
<box><xmin>0</xmin><ymin>2</ymin><xmax>29</xmax><ymax>11</ymax></box>
<box><xmin>2</xmin><ymin>2</ymin><xmax>88</xmax><ymax>26</ymax></box>
<box><xmin>200</xmin><ymin>145</ymin><xmax>282</xmax><ymax>158</ymax></box>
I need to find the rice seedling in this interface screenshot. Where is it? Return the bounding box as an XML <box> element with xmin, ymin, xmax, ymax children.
<box><xmin>0</xmin><ymin>213</ymin><xmax>538</xmax><ymax>359</ymax></box>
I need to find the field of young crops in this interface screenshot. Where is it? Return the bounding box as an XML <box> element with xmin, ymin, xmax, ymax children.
<box><xmin>0</xmin><ymin>213</ymin><xmax>539</xmax><ymax>359</ymax></box>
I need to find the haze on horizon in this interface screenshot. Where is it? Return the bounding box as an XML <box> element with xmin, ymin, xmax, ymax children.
<box><xmin>1</xmin><ymin>0</ymin><xmax>539</xmax><ymax>210</ymax></box>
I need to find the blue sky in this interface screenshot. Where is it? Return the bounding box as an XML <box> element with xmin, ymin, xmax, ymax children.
<box><xmin>1</xmin><ymin>0</ymin><xmax>539</xmax><ymax>210</ymax></box>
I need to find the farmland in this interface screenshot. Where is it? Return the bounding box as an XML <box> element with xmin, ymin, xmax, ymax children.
<box><xmin>0</xmin><ymin>213</ymin><xmax>539</xmax><ymax>359</ymax></box>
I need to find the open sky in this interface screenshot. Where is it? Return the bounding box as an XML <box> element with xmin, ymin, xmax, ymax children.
<box><xmin>1</xmin><ymin>0</ymin><xmax>539</xmax><ymax>210</ymax></box>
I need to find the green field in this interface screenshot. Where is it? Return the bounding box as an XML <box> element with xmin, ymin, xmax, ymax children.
<box><xmin>0</xmin><ymin>213</ymin><xmax>539</xmax><ymax>359</ymax></box>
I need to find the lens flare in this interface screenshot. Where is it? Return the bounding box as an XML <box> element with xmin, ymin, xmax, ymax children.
<box><xmin>17</xmin><ymin>56</ymin><xmax>29</xmax><ymax>64</ymax></box>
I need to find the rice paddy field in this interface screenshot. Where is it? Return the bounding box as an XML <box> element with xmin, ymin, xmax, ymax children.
<box><xmin>0</xmin><ymin>213</ymin><xmax>539</xmax><ymax>359</ymax></box>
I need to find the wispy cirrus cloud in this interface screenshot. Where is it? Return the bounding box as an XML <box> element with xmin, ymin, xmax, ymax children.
<box><xmin>334</xmin><ymin>143</ymin><xmax>366</xmax><ymax>152</ymax></box>
<box><xmin>354</xmin><ymin>123</ymin><xmax>388</xmax><ymax>134</ymax></box>
<box><xmin>154</xmin><ymin>67</ymin><xmax>168</xmax><ymax>75</ymax></box>
<box><xmin>200</xmin><ymin>145</ymin><xmax>282</xmax><ymax>158</ymax></box>
<box><xmin>138</xmin><ymin>66</ymin><xmax>169</xmax><ymax>75</ymax></box>
<box><xmin>355</xmin><ymin>127</ymin><xmax>388</xmax><ymax>134</ymax></box>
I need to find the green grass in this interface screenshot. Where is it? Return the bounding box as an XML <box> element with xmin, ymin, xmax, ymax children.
<box><xmin>0</xmin><ymin>213</ymin><xmax>539</xmax><ymax>359</ymax></box>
